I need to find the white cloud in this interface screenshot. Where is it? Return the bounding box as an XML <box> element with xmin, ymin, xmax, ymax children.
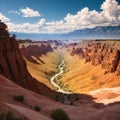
<box><xmin>7</xmin><ymin>18</ymin><xmax>46</xmax><ymax>33</ymax></box>
<box><xmin>8</xmin><ymin>10</ymin><xmax>21</xmax><ymax>15</ymax></box>
<box><xmin>2</xmin><ymin>0</ymin><xmax>120</xmax><ymax>34</ymax></box>
<box><xmin>62</xmin><ymin>0</ymin><xmax>120</xmax><ymax>31</ymax></box>
<box><xmin>101</xmin><ymin>0</ymin><xmax>120</xmax><ymax>16</ymax></box>
<box><xmin>0</xmin><ymin>13</ymin><xmax>10</xmax><ymax>22</ymax></box>
<box><xmin>20</xmin><ymin>7</ymin><xmax>41</xmax><ymax>17</ymax></box>
<box><xmin>41</xmin><ymin>0</ymin><xmax>120</xmax><ymax>33</ymax></box>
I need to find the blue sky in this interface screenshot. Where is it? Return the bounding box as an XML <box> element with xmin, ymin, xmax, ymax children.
<box><xmin>0</xmin><ymin>0</ymin><xmax>104</xmax><ymax>23</ymax></box>
<box><xmin>0</xmin><ymin>0</ymin><xmax>120</xmax><ymax>34</ymax></box>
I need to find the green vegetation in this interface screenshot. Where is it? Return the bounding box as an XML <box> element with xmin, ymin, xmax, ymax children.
<box><xmin>46</xmin><ymin>71</ymin><xmax>58</xmax><ymax>81</ymax></box>
<box><xmin>62</xmin><ymin>61</ymin><xmax>68</xmax><ymax>74</ymax></box>
<box><xmin>13</xmin><ymin>95</ymin><xmax>41</xmax><ymax>112</ymax></box>
<box><xmin>0</xmin><ymin>111</ymin><xmax>22</xmax><ymax>120</ymax></box>
<box><xmin>53</xmin><ymin>55</ymin><xmax>72</xmax><ymax>92</ymax></box>
<box><xmin>50</xmin><ymin>108</ymin><xmax>70</xmax><ymax>120</ymax></box>
<box><xmin>6</xmin><ymin>111</ymin><xmax>14</xmax><ymax>120</ymax></box>
<box><xmin>33</xmin><ymin>106</ymin><xmax>41</xmax><ymax>112</ymax></box>
<box><xmin>56</xmin><ymin>55</ymin><xmax>64</xmax><ymax>69</ymax></box>
<box><xmin>54</xmin><ymin>78</ymin><xmax>70</xmax><ymax>92</ymax></box>
<box><xmin>13</xmin><ymin>95</ymin><xmax>24</xmax><ymax>103</ymax></box>
<box><xmin>0</xmin><ymin>113</ymin><xmax>4</xmax><ymax>120</ymax></box>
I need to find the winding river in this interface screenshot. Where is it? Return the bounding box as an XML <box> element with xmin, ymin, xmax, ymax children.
<box><xmin>50</xmin><ymin>59</ymin><xmax>71</xmax><ymax>94</ymax></box>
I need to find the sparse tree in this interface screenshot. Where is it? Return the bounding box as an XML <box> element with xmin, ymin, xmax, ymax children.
<box><xmin>50</xmin><ymin>108</ymin><xmax>70</xmax><ymax>120</ymax></box>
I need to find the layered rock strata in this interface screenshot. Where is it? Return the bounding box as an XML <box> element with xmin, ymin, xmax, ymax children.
<box><xmin>71</xmin><ymin>42</ymin><xmax>120</xmax><ymax>75</ymax></box>
<box><xmin>0</xmin><ymin>21</ymin><xmax>55</xmax><ymax>98</ymax></box>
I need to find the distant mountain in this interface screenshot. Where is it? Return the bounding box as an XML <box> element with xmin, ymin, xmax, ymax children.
<box><xmin>10</xmin><ymin>25</ymin><xmax>120</xmax><ymax>40</ymax></box>
<box><xmin>62</xmin><ymin>25</ymin><xmax>120</xmax><ymax>39</ymax></box>
<box><xmin>10</xmin><ymin>32</ymin><xmax>62</xmax><ymax>40</ymax></box>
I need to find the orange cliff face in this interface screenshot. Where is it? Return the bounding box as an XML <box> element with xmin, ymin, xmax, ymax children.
<box><xmin>20</xmin><ymin>43</ymin><xmax>53</xmax><ymax>64</ymax></box>
<box><xmin>60</xmin><ymin>41</ymin><xmax>120</xmax><ymax>93</ymax></box>
<box><xmin>0</xmin><ymin>21</ymin><xmax>56</xmax><ymax>98</ymax></box>
<box><xmin>71</xmin><ymin>42</ymin><xmax>120</xmax><ymax>76</ymax></box>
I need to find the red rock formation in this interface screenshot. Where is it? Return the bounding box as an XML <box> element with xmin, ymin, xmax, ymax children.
<box><xmin>20</xmin><ymin>43</ymin><xmax>53</xmax><ymax>63</ymax></box>
<box><xmin>70</xmin><ymin>42</ymin><xmax>120</xmax><ymax>75</ymax></box>
<box><xmin>0</xmin><ymin>21</ymin><xmax>56</xmax><ymax>98</ymax></box>
<box><xmin>102</xmin><ymin>48</ymin><xmax>119</xmax><ymax>73</ymax></box>
<box><xmin>116</xmin><ymin>61</ymin><xmax>120</xmax><ymax>76</ymax></box>
<box><xmin>71</xmin><ymin>47</ymin><xmax>84</xmax><ymax>58</ymax></box>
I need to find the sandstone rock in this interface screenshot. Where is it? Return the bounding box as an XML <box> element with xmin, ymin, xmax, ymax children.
<box><xmin>0</xmin><ymin>21</ymin><xmax>56</xmax><ymax>98</ymax></box>
<box><xmin>102</xmin><ymin>48</ymin><xmax>120</xmax><ymax>73</ymax></box>
<box><xmin>116</xmin><ymin>61</ymin><xmax>120</xmax><ymax>76</ymax></box>
<box><xmin>20</xmin><ymin>43</ymin><xmax>53</xmax><ymax>63</ymax></box>
<box><xmin>70</xmin><ymin>42</ymin><xmax>120</xmax><ymax>75</ymax></box>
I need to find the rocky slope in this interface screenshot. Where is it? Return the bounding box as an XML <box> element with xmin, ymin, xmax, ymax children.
<box><xmin>71</xmin><ymin>41</ymin><xmax>120</xmax><ymax>76</ymax></box>
<box><xmin>0</xmin><ymin>21</ymin><xmax>55</xmax><ymax>98</ymax></box>
<box><xmin>0</xmin><ymin>74</ymin><xmax>120</xmax><ymax>120</ymax></box>
<box><xmin>20</xmin><ymin>43</ymin><xmax>53</xmax><ymax>63</ymax></box>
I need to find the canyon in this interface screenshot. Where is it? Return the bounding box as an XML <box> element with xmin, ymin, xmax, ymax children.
<box><xmin>70</xmin><ymin>41</ymin><xmax>120</xmax><ymax>75</ymax></box>
<box><xmin>0</xmin><ymin>21</ymin><xmax>56</xmax><ymax>98</ymax></box>
<box><xmin>0</xmin><ymin>21</ymin><xmax>120</xmax><ymax>120</ymax></box>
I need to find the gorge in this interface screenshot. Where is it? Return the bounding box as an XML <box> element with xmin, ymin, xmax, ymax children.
<box><xmin>50</xmin><ymin>59</ymin><xmax>68</xmax><ymax>93</ymax></box>
<box><xmin>0</xmin><ymin>21</ymin><xmax>120</xmax><ymax>120</ymax></box>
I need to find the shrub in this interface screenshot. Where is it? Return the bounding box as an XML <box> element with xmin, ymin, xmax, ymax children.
<box><xmin>0</xmin><ymin>112</ymin><xmax>22</xmax><ymax>120</ymax></box>
<box><xmin>6</xmin><ymin>111</ymin><xmax>14</xmax><ymax>120</ymax></box>
<box><xmin>13</xmin><ymin>95</ymin><xmax>24</xmax><ymax>102</ymax></box>
<box><xmin>33</xmin><ymin>106</ymin><xmax>41</xmax><ymax>112</ymax></box>
<box><xmin>0</xmin><ymin>113</ymin><xmax>4</xmax><ymax>120</ymax></box>
<box><xmin>50</xmin><ymin>108</ymin><xmax>70</xmax><ymax>120</ymax></box>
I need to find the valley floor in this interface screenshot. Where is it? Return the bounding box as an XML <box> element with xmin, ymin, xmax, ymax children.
<box><xmin>24</xmin><ymin>45</ymin><xmax>120</xmax><ymax>94</ymax></box>
<box><xmin>62</xmin><ymin>49</ymin><xmax>120</xmax><ymax>93</ymax></box>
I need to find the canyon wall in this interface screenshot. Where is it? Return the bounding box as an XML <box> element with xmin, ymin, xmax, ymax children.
<box><xmin>71</xmin><ymin>42</ymin><xmax>120</xmax><ymax>76</ymax></box>
<box><xmin>20</xmin><ymin>43</ymin><xmax>53</xmax><ymax>63</ymax></box>
<box><xmin>0</xmin><ymin>21</ymin><xmax>55</xmax><ymax>98</ymax></box>
<box><xmin>20</xmin><ymin>43</ymin><xmax>53</xmax><ymax>58</ymax></box>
